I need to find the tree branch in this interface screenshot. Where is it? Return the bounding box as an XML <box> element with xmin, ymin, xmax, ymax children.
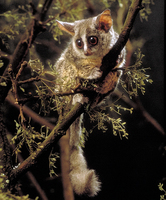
<box><xmin>0</xmin><ymin>0</ymin><xmax>53</xmax><ymax>104</ymax></box>
<box><xmin>0</xmin><ymin>51</ymin><xmax>12</xmax><ymax>61</ymax></box>
<box><xmin>0</xmin><ymin>0</ymin><xmax>53</xmax><ymax>189</ymax></box>
<box><xmin>8</xmin><ymin>0</ymin><xmax>143</xmax><ymax>184</ymax></box>
<box><xmin>10</xmin><ymin>143</ymin><xmax>49</xmax><ymax>200</ymax></box>
<box><xmin>113</xmin><ymin>89</ymin><xmax>165</xmax><ymax>136</ymax></box>
<box><xmin>59</xmin><ymin>130</ymin><xmax>74</xmax><ymax>200</ymax></box>
<box><xmin>10</xmin><ymin>102</ymin><xmax>85</xmax><ymax>185</ymax></box>
<box><xmin>6</xmin><ymin>94</ymin><xmax>74</xmax><ymax>199</ymax></box>
<box><xmin>0</xmin><ymin>119</ymin><xmax>12</xmax><ymax>178</ymax></box>
<box><xmin>6</xmin><ymin>92</ymin><xmax>55</xmax><ymax>130</ymax></box>
<box><xmin>102</xmin><ymin>0</ymin><xmax>142</xmax><ymax>73</ymax></box>
<box><xmin>88</xmin><ymin>0</ymin><xmax>143</xmax><ymax>107</ymax></box>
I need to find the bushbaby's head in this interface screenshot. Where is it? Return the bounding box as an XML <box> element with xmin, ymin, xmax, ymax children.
<box><xmin>56</xmin><ymin>9</ymin><xmax>116</xmax><ymax>59</ymax></box>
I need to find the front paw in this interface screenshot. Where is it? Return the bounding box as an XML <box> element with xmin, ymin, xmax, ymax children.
<box><xmin>88</xmin><ymin>67</ymin><xmax>103</xmax><ymax>80</ymax></box>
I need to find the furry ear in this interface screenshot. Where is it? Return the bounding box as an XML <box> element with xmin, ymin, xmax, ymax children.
<box><xmin>56</xmin><ymin>20</ymin><xmax>75</xmax><ymax>36</ymax></box>
<box><xmin>96</xmin><ymin>9</ymin><xmax>112</xmax><ymax>32</ymax></box>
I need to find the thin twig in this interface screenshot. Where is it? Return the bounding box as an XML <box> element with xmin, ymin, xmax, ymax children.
<box><xmin>0</xmin><ymin>51</ymin><xmax>12</xmax><ymax>61</ymax></box>
<box><xmin>15</xmin><ymin>61</ymin><xmax>28</xmax><ymax>81</ymax></box>
<box><xmin>113</xmin><ymin>89</ymin><xmax>165</xmax><ymax>136</ymax></box>
<box><xmin>6</xmin><ymin>93</ymin><xmax>74</xmax><ymax>200</ymax></box>
<box><xmin>0</xmin><ymin>0</ymin><xmax>54</xmax><ymax>189</ymax></box>
<box><xmin>10</xmin><ymin>102</ymin><xmax>85</xmax><ymax>185</ymax></box>
<box><xmin>0</xmin><ymin>0</ymin><xmax>53</xmax><ymax>104</ymax></box>
<box><xmin>87</xmin><ymin>0</ymin><xmax>144</xmax><ymax>107</ymax></box>
<box><xmin>10</xmin><ymin>143</ymin><xmax>49</xmax><ymax>200</ymax></box>
<box><xmin>6</xmin><ymin>93</ymin><xmax>54</xmax><ymax>130</ymax></box>
<box><xmin>18</xmin><ymin>77</ymin><xmax>40</xmax><ymax>85</ymax></box>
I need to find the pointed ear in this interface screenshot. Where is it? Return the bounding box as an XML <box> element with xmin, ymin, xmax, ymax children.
<box><xmin>56</xmin><ymin>20</ymin><xmax>75</xmax><ymax>36</ymax></box>
<box><xmin>96</xmin><ymin>9</ymin><xmax>112</xmax><ymax>32</ymax></box>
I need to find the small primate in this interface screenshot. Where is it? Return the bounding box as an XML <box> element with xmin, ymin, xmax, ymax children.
<box><xmin>54</xmin><ymin>9</ymin><xmax>126</xmax><ymax>196</ymax></box>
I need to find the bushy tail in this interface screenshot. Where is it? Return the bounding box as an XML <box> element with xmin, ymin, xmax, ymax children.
<box><xmin>69</xmin><ymin>115</ymin><xmax>101</xmax><ymax>196</ymax></box>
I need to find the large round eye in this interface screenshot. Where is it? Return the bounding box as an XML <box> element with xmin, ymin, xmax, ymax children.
<box><xmin>88</xmin><ymin>36</ymin><xmax>98</xmax><ymax>46</ymax></box>
<box><xmin>76</xmin><ymin>39</ymin><xmax>83</xmax><ymax>49</ymax></box>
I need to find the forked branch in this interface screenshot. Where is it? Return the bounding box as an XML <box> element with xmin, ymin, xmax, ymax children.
<box><xmin>0</xmin><ymin>0</ymin><xmax>53</xmax><ymax>188</ymax></box>
<box><xmin>0</xmin><ymin>0</ymin><xmax>53</xmax><ymax>104</ymax></box>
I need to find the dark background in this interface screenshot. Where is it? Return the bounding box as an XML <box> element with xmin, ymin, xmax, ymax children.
<box><xmin>82</xmin><ymin>1</ymin><xmax>165</xmax><ymax>200</ymax></box>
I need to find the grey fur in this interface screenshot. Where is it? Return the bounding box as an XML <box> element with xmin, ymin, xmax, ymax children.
<box><xmin>54</xmin><ymin>9</ymin><xmax>126</xmax><ymax>196</ymax></box>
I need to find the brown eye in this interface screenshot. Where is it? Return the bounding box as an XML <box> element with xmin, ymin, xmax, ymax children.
<box><xmin>76</xmin><ymin>39</ymin><xmax>83</xmax><ymax>49</ymax></box>
<box><xmin>88</xmin><ymin>36</ymin><xmax>98</xmax><ymax>46</ymax></box>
